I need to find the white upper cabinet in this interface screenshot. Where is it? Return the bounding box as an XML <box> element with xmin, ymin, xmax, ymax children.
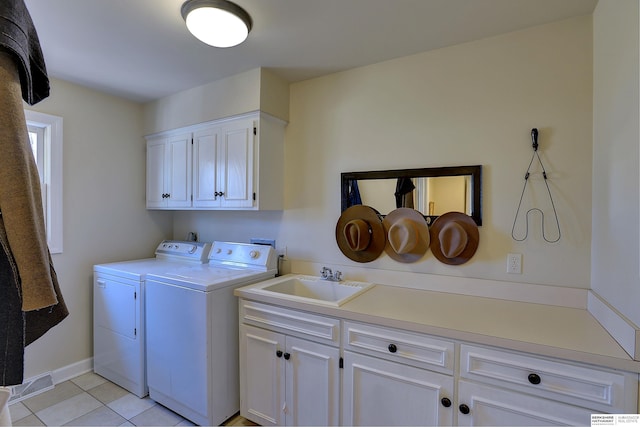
<box><xmin>146</xmin><ymin>112</ymin><xmax>285</xmax><ymax>210</ymax></box>
<box><xmin>192</xmin><ymin>125</ymin><xmax>220</xmax><ymax>208</ymax></box>
<box><xmin>192</xmin><ymin>118</ymin><xmax>255</xmax><ymax>209</ymax></box>
<box><xmin>146</xmin><ymin>132</ymin><xmax>192</xmax><ymax>209</ymax></box>
<box><xmin>219</xmin><ymin>119</ymin><xmax>255</xmax><ymax>208</ymax></box>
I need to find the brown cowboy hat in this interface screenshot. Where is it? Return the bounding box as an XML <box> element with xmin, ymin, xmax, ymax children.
<box><xmin>382</xmin><ymin>208</ymin><xmax>430</xmax><ymax>263</ymax></box>
<box><xmin>336</xmin><ymin>205</ymin><xmax>385</xmax><ymax>263</ymax></box>
<box><xmin>430</xmin><ymin>212</ymin><xmax>479</xmax><ymax>265</ymax></box>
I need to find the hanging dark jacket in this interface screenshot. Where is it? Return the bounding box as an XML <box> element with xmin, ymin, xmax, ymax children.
<box><xmin>0</xmin><ymin>0</ymin><xmax>68</xmax><ymax>386</ymax></box>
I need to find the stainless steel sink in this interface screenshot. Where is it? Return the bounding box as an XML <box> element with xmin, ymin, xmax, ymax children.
<box><xmin>253</xmin><ymin>275</ymin><xmax>374</xmax><ymax>306</ymax></box>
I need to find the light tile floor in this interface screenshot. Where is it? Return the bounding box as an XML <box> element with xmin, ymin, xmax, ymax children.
<box><xmin>8</xmin><ymin>372</ymin><xmax>257</xmax><ymax>426</ymax></box>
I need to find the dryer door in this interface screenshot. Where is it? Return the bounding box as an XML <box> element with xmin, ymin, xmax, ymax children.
<box><xmin>93</xmin><ymin>273</ymin><xmax>145</xmax><ymax>397</ymax></box>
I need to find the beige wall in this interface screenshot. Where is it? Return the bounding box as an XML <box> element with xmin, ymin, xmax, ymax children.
<box><xmin>592</xmin><ymin>0</ymin><xmax>640</xmax><ymax>327</ymax></box>
<box><xmin>23</xmin><ymin>79</ymin><xmax>171</xmax><ymax>379</ymax></box>
<box><xmin>142</xmin><ymin>68</ymin><xmax>290</xmax><ymax>135</ymax></box>
<box><xmin>173</xmin><ymin>15</ymin><xmax>593</xmax><ymax>291</ymax></box>
<box><xmin>23</xmin><ymin>7</ymin><xmax>633</xmax><ymax>381</ymax></box>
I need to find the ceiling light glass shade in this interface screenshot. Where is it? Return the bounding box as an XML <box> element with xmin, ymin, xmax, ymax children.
<box><xmin>181</xmin><ymin>0</ymin><xmax>252</xmax><ymax>48</ymax></box>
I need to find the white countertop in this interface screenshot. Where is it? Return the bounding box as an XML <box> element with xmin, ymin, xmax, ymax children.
<box><xmin>235</xmin><ymin>278</ymin><xmax>640</xmax><ymax>373</ymax></box>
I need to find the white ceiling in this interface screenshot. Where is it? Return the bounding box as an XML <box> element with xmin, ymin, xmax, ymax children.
<box><xmin>23</xmin><ymin>0</ymin><xmax>598</xmax><ymax>103</ymax></box>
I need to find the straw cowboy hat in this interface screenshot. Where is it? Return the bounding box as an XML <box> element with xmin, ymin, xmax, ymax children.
<box><xmin>382</xmin><ymin>208</ymin><xmax>430</xmax><ymax>263</ymax></box>
<box><xmin>336</xmin><ymin>205</ymin><xmax>386</xmax><ymax>263</ymax></box>
<box><xmin>430</xmin><ymin>212</ymin><xmax>479</xmax><ymax>265</ymax></box>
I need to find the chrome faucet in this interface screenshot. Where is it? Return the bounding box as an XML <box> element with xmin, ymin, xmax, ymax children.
<box><xmin>320</xmin><ymin>267</ymin><xmax>342</xmax><ymax>282</ymax></box>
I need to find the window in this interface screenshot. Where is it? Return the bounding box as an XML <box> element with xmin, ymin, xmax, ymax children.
<box><xmin>24</xmin><ymin>110</ymin><xmax>63</xmax><ymax>254</ymax></box>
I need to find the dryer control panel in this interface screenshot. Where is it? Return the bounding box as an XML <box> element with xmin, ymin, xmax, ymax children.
<box><xmin>155</xmin><ymin>240</ymin><xmax>212</xmax><ymax>263</ymax></box>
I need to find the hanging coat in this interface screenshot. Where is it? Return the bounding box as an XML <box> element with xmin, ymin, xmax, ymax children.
<box><xmin>0</xmin><ymin>0</ymin><xmax>68</xmax><ymax>386</ymax></box>
<box><xmin>395</xmin><ymin>177</ymin><xmax>415</xmax><ymax>209</ymax></box>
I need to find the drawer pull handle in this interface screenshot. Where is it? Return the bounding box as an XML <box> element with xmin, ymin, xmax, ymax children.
<box><xmin>284</xmin><ymin>352</ymin><xmax>291</xmax><ymax>360</ymax></box>
<box><xmin>459</xmin><ymin>404</ymin><xmax>470</xmax><ymax>415</ymax></box>
<box><xmin>441</xmin><ymin>397</ymin><xmax>451</xmax><ymax>408</ymax></box>
<box><xmin>388</xmin><ymin>343</ymin><xmax>397</xmax><ymax>353</ymax></box>
<box><xmin>528</xmin><ymin>373</ymin><xmax>541</xmax><ymax>385</ymax></box>
<box><xmin>276</xmin><ymin>350</ymin><xmax>283</xmax><ymax>358</ymax></box>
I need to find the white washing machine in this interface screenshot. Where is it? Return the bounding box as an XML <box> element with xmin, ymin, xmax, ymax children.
<box><xmin>145</xmin><ymin>241</ymin><xmax>277</xmax><ymax>426</ymax></box>
<box><xmin>93</xmin><ymin>240</ymin><xmax>212</xmax><ymax>397</ymax></box>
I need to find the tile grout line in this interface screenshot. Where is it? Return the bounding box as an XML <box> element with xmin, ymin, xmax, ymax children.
<box><xmin>10</xmin><ymin>372</ymin><xmax>252</xmax><ymax>426</ymax></box>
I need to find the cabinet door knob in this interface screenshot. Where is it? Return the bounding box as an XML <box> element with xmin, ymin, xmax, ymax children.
<box><xmin>388</xmin><ymin>343</ymin><xmax>397</xmax><ymax>353</ymax></box>
<box><xmin>283</xmin><ymin>352</ymin><xmax>291</xmax><ymax>360</ymax></box>
<box><xmin>276</xmin><ymin>350</ymin><xmax>283</xmax><ymax>358</ymax></box>
<box><xmin>528</xmin><ymin>373</ymin><xmax>541</xmax><ymax>385</ymax></box>
<box><xmin>459</xmin><ymin>404</ymin><xmax>470</xmax><ymax>415</ymax></box>
<box><xmin>441</xmin><ymin>397</ymin><xmax>452</xmax><ymax>408</ymax></box>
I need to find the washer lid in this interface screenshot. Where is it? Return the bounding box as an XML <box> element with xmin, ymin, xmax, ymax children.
<box><xmin>146</xmin><ymin>267</ymin><xmax>275</xmax><ymax>292</ymax></box>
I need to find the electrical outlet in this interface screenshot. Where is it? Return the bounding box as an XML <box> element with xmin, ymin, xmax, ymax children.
<box><xmin>507</xmin><ymin>253</ymin><xmax>522</xmax><ymax>274</ymax></box>
<box><xmin>278</xmin><ymin>246</ymin><xmax>288</xmax><ymax>258</ymax></box>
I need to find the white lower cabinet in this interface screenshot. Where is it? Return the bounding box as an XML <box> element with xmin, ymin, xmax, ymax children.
<box><xmin>457</xmin><ymin>344</ymin><xmax>637</xmax><ymax>426</ymax></box>
<box><xmin>238</xmin><ymin>300</ymin><xmax>639</xmax><ymax>426</ymax></box>
<box><xmin>457</xmin><ymin>380</ymin><xmax>596</xmax><ymax>426</ymax></box>
<box><xmin>239</xmin><ymin>302</ymin><xmax>340</xmax><ymax>426</ymax></box>
<box><xmin>342</xmin><ymin>350</ymin><xmax>454</xmax><ymax>426</ymax></box>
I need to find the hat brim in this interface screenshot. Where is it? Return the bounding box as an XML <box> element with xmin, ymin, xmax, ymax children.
<box><xmin>336</xmin><ymin>205</ymin><xmax>386</xmax><ymax>263</ymax></box>
<box><xmin>382</xmin><ymin>208</ymin><xmax>430</xmax><ymax>263</ymax></box>
<box><xmin>430</xmin><ymin>212</ymin><xmax>479</xmax><ymax>265</ymax></box>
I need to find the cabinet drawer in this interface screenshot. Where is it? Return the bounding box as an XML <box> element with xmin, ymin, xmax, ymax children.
<box><xmin>460</xmin><ymin>344</ymin><xmax>636</xmax><ymax>412</ymax></box>
<box><xmin>343</xmin><ymin>321</ymin><xmax>454</xmax><ymax>373</ymax></box>
<box><xmin>240</xmin><ymin>300</ymin><xmax>340</xmax><ymax>346</ymax></box>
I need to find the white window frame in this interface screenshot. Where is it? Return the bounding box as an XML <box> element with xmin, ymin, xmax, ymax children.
<box><xmin>24</xmin><ymin>110</ymin><xmax>63</xmax><ymax>254</ymax></box>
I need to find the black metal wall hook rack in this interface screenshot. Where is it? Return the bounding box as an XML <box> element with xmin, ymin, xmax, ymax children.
<box><xmin>511</xmin><ymin>128</ymin><xmax>561</xmax><ymax>243</ymax></box>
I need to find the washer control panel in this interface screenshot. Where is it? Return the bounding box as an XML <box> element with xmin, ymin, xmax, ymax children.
<box><xmin>209</xmin><ymin>241</ymin><xmax>276</xmax><ymax>270</ymax></box>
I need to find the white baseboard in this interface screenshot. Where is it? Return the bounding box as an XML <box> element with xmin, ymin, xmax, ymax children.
<box><xmin>9</xmin><ymin>358</ymin><xmax>94</xmax><ymax>404</ymax></box>
<box><xmin>51</xmin><ymin>357</ymin><xmax>94</xmax><ymax>385</ymax></box>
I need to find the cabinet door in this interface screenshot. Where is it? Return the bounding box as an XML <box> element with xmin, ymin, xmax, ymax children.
<box><xmin>285</xmin><ymin>336</ymin><xmax>340</xmax><ymax>426</ymax></box>
<box><xmin>166</xmin><ymin>133</ymin><xmax>192</xmax><ymax>208</ymax></box>
<box><xmin>343</xmin><ymin>350</ymin><xmax>453</xmax><ymax>426</ymax></box>
<box><xmin>146</xmin><ymin>137</ymin><xmax>167</xmax><ymax>208</ymax></box>
<box><xmin>192</xmin><ymin>126</ymin><xmax>220</xmax><ymax>208</ymax></box>
<box><xmin>240</xmin><ymin>325</ymin><xmax>285</xmax><ymax>426</ymax></box>
<box><xmin>219</xmin><ymin>118</ymin><xmax>255</xmax><ymax>208</ymax></box>
<box><xmin>457</xmin><ymin>380</ymin><xmax>597</xmax><ymax>426</ymax></box>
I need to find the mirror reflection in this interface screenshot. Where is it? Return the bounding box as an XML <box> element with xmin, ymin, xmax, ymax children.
<box><xmin>341</xmin><ymin>165</ymin><xmax>482</xmax><ymax>226</ymax></box>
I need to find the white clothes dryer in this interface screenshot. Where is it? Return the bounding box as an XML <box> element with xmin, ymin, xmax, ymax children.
<box><xmin>145</xmin><ymin>241</ymin><xmax>277</xmax><ymax>426</ymax></box>
<box><xmin>93</xmin><ymin>240</ymin><xmax>211</xmax><ymax>397</ymax></box>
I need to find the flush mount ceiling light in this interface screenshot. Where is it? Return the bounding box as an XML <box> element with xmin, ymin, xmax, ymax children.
<box><xmin>181</xmin><ymin>0</ymin><xmax>252</xmax><ymax>48</ymax></box>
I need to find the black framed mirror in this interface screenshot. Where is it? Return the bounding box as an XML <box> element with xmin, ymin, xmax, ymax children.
<box><xmin>341</xmin><ymin>165</ymin><xmax>482</xmax><ymax>226</ymax></box>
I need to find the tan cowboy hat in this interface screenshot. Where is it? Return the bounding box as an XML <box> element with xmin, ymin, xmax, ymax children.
<box><xmin>336</xmin><ymin>205</ymin><xmax>385</xmax><ymax>263</ymax></box>
<box><xmin>382</xmin><ymin>208</ymin><xmax>430</xmax><ymax>263</ymax></box>
<box><xmin>430</xmin><ymin>212</ymin><xmax>479</xmax><ymax>265</ymax></box>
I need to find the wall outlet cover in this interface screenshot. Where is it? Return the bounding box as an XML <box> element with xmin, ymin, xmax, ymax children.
<box><xmin>507</xmin><ymin>253</ymin><xmax>522</xmax><ymax>274</ymax></box>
